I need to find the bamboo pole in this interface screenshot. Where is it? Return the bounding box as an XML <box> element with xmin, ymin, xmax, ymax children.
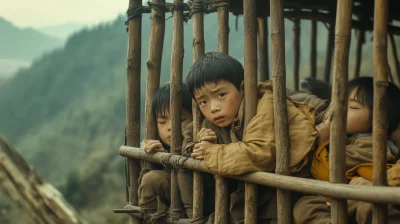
<box><xmin>353</xmin><ymin>30</ymin><xmax>364</xmax><ymax>78</ymax></box>
<box><xmin>215</xmin><ymin>2</ymin><xmax>229</xmax><ymax>223</ymax></box>
<box><xmin>144</xmin><ymin>0</ymin><xmax>165</xmax><ymax>171</ymax></box>
<box><xmin>310</xmin><ymin>15</ymin><xmax>317</xmax><ymax>79</ymax></box>
<box><xmin>293</xmin><ymin>16</ymin><xmax>300</xmax><ymax>90</ymax></box>
<box><xmin>389</xmin><ymin>34</ymin><xmax>400</xmax><ymax>85</ymax></box>
<box><xmin>258</xmin><ymin>17</ymin><xmax>270</xmax><ymax>81</ymax></box>
<box><xmin>170</xmin><ymin>0</ymin><xmax>184</xmax><ymax>217</ymax></box>
<box><xmin>271</xmin><ymin>0</ymin><xmax>291</xmax><ymax>223</ymax></box>
<box><xmin>324</xmin><ymin>22</ymin><xmax>335</xmax><ymax>83</ymax></box>
<box><xmin>118</xmin><ymin>146</ymin><xmax>400</xmax><ymax>205</ymax></box>
<box><xmin>192</xmin><ymin>0</ymin><xmax>205</xmax><ymax>220</ymax></box>
<box><xmin>126</xmin><ymin>0</ymin><xmax>142</xmax><ymax>223</ymax></box>
<box><xmin>372</xmin><ymin>0</ymin><xmax>389</xmax><ymax>223</ymax></box>
<box><xmin>244</xmin><ymin>0</ymin><xmax>258</xmax><ymax>223</ymax></box>
<box><xmin>330</xmin><ymin>0</ymin><xmax>353</xmax><ymax>223</ymax></box>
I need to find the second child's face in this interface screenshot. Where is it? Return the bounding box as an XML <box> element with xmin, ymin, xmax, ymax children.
<box><xmin>194</xmin><ymin>80</ymin><xmax>242</xmax><ymax>128</ymax></box>
<box><xmin>346</xmin><ymin>89</ymin><xmax>371</xmax><ymax>135</ymax></box>
<box><xmin>157</xmin><ymin>109</ymin><xmax>192</xmax><ymax>146</ymax></box>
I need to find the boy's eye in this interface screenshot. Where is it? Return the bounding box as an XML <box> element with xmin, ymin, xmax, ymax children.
<box><xmin>217</xmin><ymin>93</ymin><xmax>226</xmax><ymax>98</ymax></box>
<box><xmin>157</xmin><ymin>120</ymin><xmax>166</xmax><ymax>124</ymax></box>
<box><xmin>198</xmin><ymin>100</ymin><xmax>207</xmax><ymax>106</ymax></box>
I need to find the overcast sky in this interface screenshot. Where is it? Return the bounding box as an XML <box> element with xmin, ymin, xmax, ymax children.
<box><xmin>0</xmin><ymin>0</ymin><xmax>133</xmax><ymax>28</ymax></box>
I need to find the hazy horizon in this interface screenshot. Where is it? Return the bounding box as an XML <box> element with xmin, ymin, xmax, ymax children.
<box><xmin>0</xmin><ymin>0</ymin><xmax>132</xmax><ymax>28</ymax></box>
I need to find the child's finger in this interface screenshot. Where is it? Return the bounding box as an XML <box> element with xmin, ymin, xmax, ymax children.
<box><xmin>201</xmin><ymin>136</ymin><xmax>217</xmax><ymax>142</ymax></box>
<box><xmin>147</xmin><ymin>142</ymin><xmax>162</xmax><ymax>153</ymax></box>
<box><xmin>197</xmin><ymin>128</ymin><xmax>206</xmax><ymax>140</ymax></box>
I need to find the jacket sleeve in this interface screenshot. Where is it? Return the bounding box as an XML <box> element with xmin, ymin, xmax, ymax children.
<box><xmin>204</xmin><ymin>90</ymin><xmax>318</xmax><ymax>176</ymax></box>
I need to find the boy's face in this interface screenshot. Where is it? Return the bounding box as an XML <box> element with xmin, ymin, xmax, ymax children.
<box><xmin>194</xmin><ymin>80</ymin><xmax>242</xmax><ymax>128</ymax></box>
<box><xmin>157</xmin><ymin>109</ymin><xmax>192</xmax><ymax>146</ymax></box>
<box><xmin>346</xmin><ymin>89</ymin><xmax>371</xmax><ymax>135</ymax></box>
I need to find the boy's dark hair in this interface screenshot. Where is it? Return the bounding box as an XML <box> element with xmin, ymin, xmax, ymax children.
<box><xmin>348</xmin><ymin>76</ymin><xmax>400</xmax><ymax>135</ymax></box>
<box><xmin>151</xmin><ymin>82</ymin><xmax>192</xmax><ymax>122</ymax></box>
<box><xmin>186</xmin><ymin>52</ymin><xmax>244</xmax><ymax>98</ymax></box>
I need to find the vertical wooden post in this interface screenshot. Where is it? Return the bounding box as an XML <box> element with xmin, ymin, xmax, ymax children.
<box><xmin>192</xmin><ymin>0</ymin><xmax>205</xmax><ymax>220</ymax></box>
<box><xmin>353</xmin><ymin>30</ymin><xmax>364</xmax><ymax>78</ymax></box>
<box><xmin>372</xmin><ymin>0</ymin><xmax>389</xmax><ymax>223</ymax></box>
<box><xmin>215</xmin><ymin>1</ymin><xmax>229</xmax><ymax>223</ymax></box>
<box><xmin>330</xmin><ymin>0</ymin><xmax>353</xmax><ymax>223</ymax></box>
<box><xmin>310</xmin><ymin>13</ymin><xmax>317</xmax><ymax>79</ymax></box>
<box><xmin>324</xmin><ymin>21</ymin><xmax>335</xmax><ymax>83</ymax></box>
<box><xmin>271</xmin><ymin>0</ymin><xmax>291</xmax><ymax>223</ymax></box>
<box><xmin>144</xmin><ymin>0</ymin><xmax>166</xmax><ymax>170</ymax></box>
<box><xmin>244</xmin><ymin>0</ymin><xmax>258</xmax><ymax>223</ymax></box>
<box><xmin>389</xmin><ymin>34</ymin><xmax>400</xmax><ymax>84</ymax></box>
<box><xmin>170</xmin><ymin>0</ymin><xmax>184</xmax><ymax>217</ymax></box>
<box><xmin>126</xmin><ymin>0</ymin><xmax>142</xmax><ymax>223</ymax></box>
<box><xmin>293</xmin><ymin>16</ymin><xmax>300</xmax><ymax>91</ymax></box>
<box><xmin>258</xmin><ymin>17</ymin><xmax>270</xmax><ymax>81</ymax></box>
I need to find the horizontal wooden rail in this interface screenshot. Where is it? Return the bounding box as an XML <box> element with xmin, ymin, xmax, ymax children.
<box><xmin>114</xmin><ymin>205</ymin><xmax>191</xmax><ymax>223</ymax></box>
<box><xmin>119</xmin><ymin>146</ymin><xmax>400</xmax><ymax>205</ymax></box>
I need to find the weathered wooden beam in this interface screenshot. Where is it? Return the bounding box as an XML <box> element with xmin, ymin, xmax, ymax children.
<box><xmin>271</xmin><ymin>0</ymin><xmax>291</xmax><ymax>223</ymax></box>
<box><xmin>125</xmin><ymin>0</ymin><xmax>142</xmax><ymax>223</ymax></box>
<box><xmin>293</xmin><ymin>15</ymin><xmax>300</xmax><ymax>90</ymax></box>
<box><xmin>118</xmin><ymin>146</ymin><xmax>400</xmax><ymax>205</ymax></box>
<box><xmin>258</xmin><ymin>17</ymin><xmax>269</xmax><ymax>81</ymax></box>
<box><xmin>216</xmin><ymin>1</ymin><xmax>230</xmax><ymax>223</ymax></box>
<box><xmin>170</xmin><ymin>0</ymin><xmax>184</xmax><ymax>217</ymax></box>
<box><xmin>389</xmin><ymin>34</ymin><xmax>400</xmax><ymax>85</ymax></box>
<box><xmin>310</xmin><ymin>15</ymin><xmax>317</xmax><ymax>79</ymax></box>
<box><xmin>324</xmin><ymin>22</ymin><xmax>334</xmax><ymax>82</ymax></box>
<box><xmin>0</xmin><ymin>137</ymin><xmax>85</xmax><ymax>224</ymax></box>
<box><xmin>144</xmin><ymin>0</ymin><xmax>166</xmax><ymax>170</ymax></box>
<box><xmin>353</xmin><ymin>30</ymin><xmax>364</xmax><ymax>78</ymax></box>
<box><xmin>244</xmin><ymin>0</ymin><xmax>258</xmax><ymax>222</ymax></box>
<box><xmin>191</xmin><ymin>0</ymin><xmax>205</xmax><ymax>220</ymax></box>
<box><xmin>330</xmin><ymin>0</ymin><xmax>353</xmax><ymax>223</ymax></box>
<box><xmin>372</xmin><ymin>0</ymin><xmax>390</xmax><ymax>223</ymax></box>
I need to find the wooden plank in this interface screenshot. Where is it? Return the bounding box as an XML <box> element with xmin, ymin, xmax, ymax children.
<box><xmin>170</xmin><ymin>0</ymin><xmax>185</xmax><ymax>217</ymax></box>
<box><xmin>330</xmin><ymin>0</ymin><xmax>353</xmax><ymax>223</ymax></box>
<box><xmin>243</xmin><ymin>0</ymin><xmax>258</xmax><ymax>223</ymax></box>
<box><xmin>271</xmin><ymin>0</ymin><xmax>291</xmax><ymax>223</ymax></box>
<box><xmin>372</xmin><ymin>0</ymin><xmax>389</xmax><ymax>223</ymax></box>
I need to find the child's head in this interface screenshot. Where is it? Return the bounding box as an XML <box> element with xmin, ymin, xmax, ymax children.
<box><xmin>152</xmin><ymin>82</ymin><xmax>193</xmax><ymax>146</ymax></box>
<box><xmin>186</xmin><ymin>52</ymin><xmax>244</xmax><ymax>128</ymax></box>
<box><xmin>346</xmin><ymin>77</ymin><xmax>400</xmax><ymax>136</ymax></box>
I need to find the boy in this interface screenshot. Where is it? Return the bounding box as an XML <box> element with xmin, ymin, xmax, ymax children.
<box><xmin>293</xmin><ymin>77</ymin><xmax>400</xmax><ymax>224</ymax></box>
<box><xmin>138</xmin><ymin>82</ymin><xmax>192</xmax><ymax>220</ymax></box>
<box><xmin>182</xmin><ymin>52</ymin><xmax>324</xmax><ymax>223</ymax></box>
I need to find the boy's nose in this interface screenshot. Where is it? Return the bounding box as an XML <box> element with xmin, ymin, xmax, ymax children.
<box><xmin>211</xmin><ymin>103</ymin><xmax>220</xmax><ymax>113</ymax></box>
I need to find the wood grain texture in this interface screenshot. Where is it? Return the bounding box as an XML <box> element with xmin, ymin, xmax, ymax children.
<box><xmin>271</xmin><ymin>0</ymin><xmax>291</xmax><ymax>223</ymax></box>
<box><xmin>372</xmin><ymin>0</ymin><xmax>389</xmax><ymax>222</ymax></box>
<box><xmin>330</xmin><ymin>0</ymin><xmax>353</xmax><ymax>223</ymax></box>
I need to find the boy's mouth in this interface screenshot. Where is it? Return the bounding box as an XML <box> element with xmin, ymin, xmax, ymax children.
<box><xmin>213</xmin><ymin>116</ymin><xmax>225</xmax><ymax>123</ymax></box>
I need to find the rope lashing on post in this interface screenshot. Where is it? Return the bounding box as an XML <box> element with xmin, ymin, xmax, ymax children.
<box><xmin>148</xmin><ymin>1</ymin><xmax>166</xmax><ymax>17</ymax></box>
<box><xmin>125</xmin><ymin>6</ymin><xmax>146</xmax><ymax>31</ymax></box>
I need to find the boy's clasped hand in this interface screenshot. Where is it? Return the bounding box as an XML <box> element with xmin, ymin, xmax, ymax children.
<box><xmin>191</xmin><ymin>128</ymin><xmax>216</xmax><ymax>160</ymax></box>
